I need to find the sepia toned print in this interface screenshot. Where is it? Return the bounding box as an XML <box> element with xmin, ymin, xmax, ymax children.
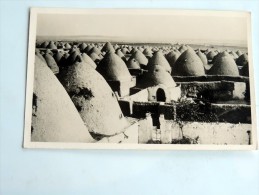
<box><xmin>24</xmin><ymin>8</ymin><xmax>257</xmax><ymax>150</ymax></box>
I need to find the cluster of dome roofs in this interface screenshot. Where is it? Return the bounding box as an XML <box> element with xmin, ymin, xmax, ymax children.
<box><xmin>33</xmin><ymin>40</ymin><xmax>250</xmax><ymax>142</ymax></box>
<box><xmin>37</xmin><ymin>41</ymin><xmax>249</xmax><ymax>80</ymax></box>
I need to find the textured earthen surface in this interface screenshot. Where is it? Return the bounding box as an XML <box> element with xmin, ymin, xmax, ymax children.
<box><xmin>32</xmin><ymin>56</ymin><xmax>95</xmax><ymax>142</ymax></box>
<box><xmin>97</xmin><ymin>52</ymin><xmax>132</xmax><ymax>81</ymax></box>
<box><xmin>147</xmin><ymin>51</ymin><xmax>172</xmax><ymax>73</ymax></box>
<box><xmin>59</xmin><ymin>61</ymin><xmax>129</xmax><ymax>136</ymax></box>
<box><xmin>138</xmin><ymin>65</ymin><xmax>177</xmax><ymax>88</ymax></box>
<box><xmin>208</xmin><ymin>52</ymin><xmax>239</xmax><ymax>76</ymax></box>
<box><xmin>172</xmin><ymin>48</ymin><xmax>205</xmax><ymax>76</ymax></box>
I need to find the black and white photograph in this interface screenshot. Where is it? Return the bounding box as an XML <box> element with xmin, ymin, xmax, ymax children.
<box><xmin>24</xmin><ymin>8</ymin><xmax>257</xmax><ymax>149</ymax></box>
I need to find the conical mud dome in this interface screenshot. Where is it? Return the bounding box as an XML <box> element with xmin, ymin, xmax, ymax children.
<box><xmin>240</xmin><ymin>63</ymin><xmax>249</xmax><ymax>76</ymax></box>
<box><xmin>40</xmin><ymin>41</ymin><xmax>49</xmax><ymax>48</ymax></box>
<box><xmin>81</xmin><ymin>53</ymin><xmax>97</xmax><ymax>69</ymax></box>
<box><xmin>79</xmin><ymin>42</ymin><xmax>87</xmax><ymax>51</ymax></box>
<box><xmin>64</xmin><ymin>43</ymin><xmax>72</xmax><ymax>50</ymax></box>
<box><xmin>148</xmin><ymin>51</ymin><xmax>171</xmax><ymax>73</ymax></box>
<box><xmin>116</xmin><ymin>49</ymin><xmax>125</xmax><ymax>58</ymax></box>
<box><xmin>126</xmin><ymin>58</ymin><xmax>141</xmax><ymax>69</ymax></box>
<box><xmin>197</xmin><ymin>50</ymin><xmax>208</xmax><ymax>65</ymax></box>
<box><xmin>130</xmin><ymin>50</ymin><xmax>148</xmax><ymax>66</ymax></box>
<box><xmin>172</xmin><ymin>48</ymin><xmax>205</xmax><ymax>76</ymax></box>
<box><xmin>236</xmin><ymin>53</ymin><xmax>249</xmax><ymax>66</ymax></box>
<box><xmin>179</xmin><ymin>45</ymin><xmax>188</xmax><ymax>53</ymax></box>
<box><xmin>138</xmin><ymin>65</ymin><xmax>176</xmax><ymax>88</ymax></box>
<box><xmin>208</xmin><ymin>51</ymin><xmax>239</xmax><ymax>76</ymax></box>
<box><xmin>32</xmin><ymin>56</ymin><xmax>95</xmax><ymax>142</ymax></box>
<box><xmin>165</xmin><ymin>50</ymin><xmax>180</xmax><ymax>68</ymax></box>
<box><xmin>236</xmin><ymin>50</ymin><xmax>243</xmax><ymax>56</ymax></box>
<box><xmin>47</xmin><ymin>41</ymin><xmax>57</xmax><ymax>50</ymax></box>
<box><xmin>97</xmin><ymin>52</ymin><xmax>132</xmax><ymax>81</ymax></box>
<box><xmin>66</xmin><ymin>50</ymin><xmax>81</xmax><ymax>65</ymax></box>
<box><xmin>89</xmin><ymin>47</ymin><xmax>101</xmax><ymax>55</ymax></box>
<box><xmin>53</xmin><ymin>51</ymin><xmax>64</xmax><ymax>64</ymax></box>
<box><xmin>207</xmin><ymin>51</ymin><xmax>217</xmax><ymax>61</ymax></box>
<box><xmin>122</xmin><ymin>48</ymin><xmax>129</xmax><ymax>54</ymax></box>
<box><xmin>59</xmin><ymin>61</ymin><xmax>129</xmax><ymax>136</ymax></box>
<box><xmin>143</xmin><ymin>48</ymin><xmax>153</xmax><ymax>57</ymax></box>
<box><xmin>43</xmin><ymin>53</ymin><xmax>59</xmax><ymax>74</ymax></box>
<box><xmin>101</xmin><ymin>42</ymin><xmax>115</xmax><ymax>53</ymax></box>
<box><xmin>89</xmin><ymin>52</ymin><xmax>102</xmax><ymax>63</ymax></box>
<box><xmin>229</xmin><ymin>51</ymin><xmax>238</xmax><ymax>59</ymax></box>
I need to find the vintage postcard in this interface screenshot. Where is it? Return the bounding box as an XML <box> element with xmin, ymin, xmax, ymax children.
<box><xmin>24</xmin><ymin>8</ymin><xmax>257</xmax><ymax>150</ymax></box>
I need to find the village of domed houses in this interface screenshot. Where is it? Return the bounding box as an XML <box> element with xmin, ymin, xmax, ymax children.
<box><xmin>25</xmin><ymin>9</ymin><xmax>256</xmax><ymax>149</ymax></box>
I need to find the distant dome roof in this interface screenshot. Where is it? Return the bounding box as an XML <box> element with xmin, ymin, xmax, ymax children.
<box><xmin>129</xmin><ymin>50</ymin><xmax>148</xmax><ymax>66</ymax></box>
<box><xmin>206</xmin><ymin>51</ymin><xmax>217</xmax><ymax>61</ymax></box>
<box><xmin>172</xmin><ymin>48</ymin><xmax>205</xmax><ymax>76</ymax></box>
<box><xmin>147</xmin><ymin>51</ymin><xmax>171</xmax><ymax>73</ymax></box>
<box><xmin>236</xmin><ymin>53</ymin><xmax>249</xmax><ymax>66</ymax></box>
<box><xmin>47</xmin><ymin>41</ymin><xmax>57</xmax><ymax>49</ymax></box>
<box><xmin>97</xmin><ymin>52</ymin><xmax>132</xmax><ymax>81</ymax></box>
<box><xmin>178</xmin><ymin>45</ymin><xmax>188</xmax><ymax>53</ymax></box>
<box><xmin>101</xmin><ymin>42</ymin><xmax>115</xmax><ymax>53</ymax></box>
<box><xmin>208</xmin><ymin>51</ymin><xmax>239</xmax><ymax>76</ymax></box>
<box><xmin>143</xmin><ymin>48</ymin><xmax>153</xmax><ymax>57</ymax></box>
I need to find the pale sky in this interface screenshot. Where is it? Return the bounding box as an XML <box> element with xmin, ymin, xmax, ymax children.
<box><xmin>36</xmin><ymin>11</ymin><xmax>249</xmax><ymax>46</ymax></box>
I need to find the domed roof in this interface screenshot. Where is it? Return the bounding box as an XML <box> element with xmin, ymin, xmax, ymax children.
<box><xmin>178</xmin><ymin>45</ymin><xmax>188</xmax><ymax>53</ymax></box>
<box><xmin>236</xmin><ymin>50</ymin><xmax>243</xmax><ymax>56</ymax></box>
<box><xmin>89</xmin><ymin>47</ymin><xmax>101</xmax><ymax>55</ymax></box>
<box><xmin>196</xmin><ymin>50</ymin><xmax>208</xmax><ymax>65</ymax></box>
<box><xmin>89</xmin><ymin>52</ymin><xmax>102</xmax><ymax>63</ymax></box>
<box><xmin>79</xmin><ymin>42</ymin><xmax>87</xmax><ymax>51</ymax></box>
<box><xmin>130</xmin><ymin>47</ymin><xmax>139</xmax><ymax>54</ymax></box>
<box><xmin>126</xmin><ymin>58</ymin><xmax>141</xmax><ymax>69</ymax></box>
<box><xmin>172</xmin><ymin>48</ymin><xmax>205</xmax><ymax>76</ymax></box>
<box><xmin>43</xmin><ymin>53</ymin><xmax>59</xmax><ymax>74</ymax></box>
<box><xmin>59</xmin><ymin>61</ymin><xmax>129</xmax><ymax>136</ymax></box>
<box><xmin>130</xmin><ymin>50</ymin><xmax>148</xmax><ymax>66</ymax></box>
<box><xmin>207</xmin><ymin>51</ymin><xmax>217</xmax><ymax>61</ymax></box>
<box><xmin>121</xmin><ymin>48</ymin><xmax>129</xmax><ymax>54</ymax></box>
<box><xmin>66</xmin><ymin>50</ymin><xmax>81</xmax><ymax>65</ymax></box>
<box><xmin>64</xmin><ymin>43</ymin><xmax>72</xmax><ymax>50</ymax></box>
<box><xmin>40</xmin><ymin>41</ymin><xmax>49</xmax><ymax>48</ymax></box>
<box><xmin>147</xmin><ymin>51</ymin><xmax>171</xmax><ymax>73</ymax></box>
<box><xmin>236</xmin><ymin>53</ymin><xmax>249</xmax><ymax>66</ymax></box>
<box><xmin>101</xmin><ymin>42</ymin><xmax>115</xmax><ymax>53</ymax></box>
<box><xmin>208</xmin><ymin>51</ymin><xmax>239</xmax><ymax>76</ymax></box>
<box><xmin>229</xmin><ymin>51</ymin><xmax>238</xmax><ymax>59</ymax></box>
<box><xmin>32</xmin><ymin>56</ymin><xmax>94</xmax><ymax>142</ymax></box>
<box><xmin>143</xmin><ymin>48</ymin><xmax>153</xmax><ymax>57</ymax></box>
<box><xmin>81</xmin><ymin>53</ymin><xmax>97</xmax><ymax>69</ymax></box>
<box><xmin>165</xmin><ymin>50</ymin><xmax>181</xmax><ymax>68</ymax></box>
<box><xmin>53</xmin><ymin>51</ymin><xmax>64</xmax><ymax>64</ymax></box>
<box><xmin>115</xmin><ymin>49</ymin><xmax>125</xmax><ymax>58</ymax></box>
<box><xmin>47</xmin><ymin>41</ymin><xmax>57</xmax><ymax>50</ymax></box>
<box><xmin>240</xmin><ymin>63</ymin><xmax>249</xmax><ymax>76</ymax></box>
<box><xmin>138</xmin><ymin>65</ymin><xmax>177</xmax><ymax>88</ymax></box>
<box><xmin>97</xmin><ymin>52</ymin><xmax>132</xmax><ymax>81</ymax></box>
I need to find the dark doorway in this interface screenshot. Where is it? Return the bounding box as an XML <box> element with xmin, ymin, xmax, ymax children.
<box><xmin>156</xmin><ymin>88</ymin><xmax>166</xmax><ymax>102</ymax></box>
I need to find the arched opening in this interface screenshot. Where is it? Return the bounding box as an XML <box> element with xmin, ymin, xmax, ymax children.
<box><xmin>156</xmin><ymin>88</ymin><xmax>166</xmax><ymax>102</ymax></box>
